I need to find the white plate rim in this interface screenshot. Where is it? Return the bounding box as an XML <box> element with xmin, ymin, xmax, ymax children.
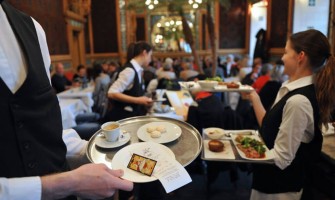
<box><xmin>111</xmin><ymin>142</ymin><xmax>175</xmax><ymax>183</ymax></box>
<box><xmin>231</xmin><ymin>134</ymin><xmax>273</xmax><ymax>161</ymax></box>
<box><xmin>95</xmin><ymin>132</ymin><xmax>130</xmax><ymax>148</ymax></box>
<box><xmin>137</xmin><ymin>122</ymin><xmax>182</xmax><ymax>143</ymax></box>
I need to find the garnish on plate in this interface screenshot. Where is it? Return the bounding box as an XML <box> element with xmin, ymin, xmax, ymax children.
<box><xmin>235</xmin><ymin>135</ymin><xmax>266</xmax><ymax>158</ymax></box>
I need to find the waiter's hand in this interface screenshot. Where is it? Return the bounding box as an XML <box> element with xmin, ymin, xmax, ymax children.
<box><xmin>41</xmin><ymin>163</ymin><xmax>133</xmax><ymax>199</ymax></box>
<box><xmin>240</xmin><ymin>90</ymin><xmax>259</xmax><ymax>103</ymax></box>
<box><xmin>138</xmin><ymin>96</ymin><xmax>153</xmax><ymax>106</ymax></box>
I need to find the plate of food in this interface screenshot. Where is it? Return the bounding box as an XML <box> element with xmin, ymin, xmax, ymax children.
<box><xmin>214</xmin><ymin>82</ymin><xmax>254</xmax><ymax>92</ymax></box>
<box><xmin>203</xmin><ymin>139</ymin><xmax>235</xmax><ymax>160</ymax></box>
<box><xmin>137</xmin><ymin>122</ymin><xmax>182</xmax><ymax>143</ymax></box>
<box><xmin>231</xmin><ymin>134</ymin><xmax>273</xmax><ymax>160</ymax></box>
<box><xmin>111</xmin><ymin>142</ymin><xmax>175</xmax><ymax>183</ymax></box>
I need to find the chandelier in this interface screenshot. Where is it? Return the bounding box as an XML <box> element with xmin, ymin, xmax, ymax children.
<box><xmin>145</xmin><ymin>0</ymin><xmax>159</xmax><ymax>10</ymax></box>
<box><xmin>188</xmin><ymin>0</ymin><xmax>202</xmax><ymax>9</ymax></box>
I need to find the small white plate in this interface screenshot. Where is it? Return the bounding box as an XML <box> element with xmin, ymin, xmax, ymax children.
<box><xmin>203</xmin><ymin>127</ymin><xmax>225</xmax><ymax>140</ymax></box>
<box><xmin>111</xmin><ymin>142</ymin><xmax>175</xmax><ymax>183</ymax></box>
<box><xmin>95</xmin><ymin>132</ymin><xmax>131</xmax><ymax>148</ymax></box>
<box><xmin>137</xmin><ymin>122</ymin><xmax>182</xmax><ymax>143</ymax></box>
<box><xmin>203</xmin><ymin>140</ymin><xmax>235</xmax><ymax>160</ymax></box>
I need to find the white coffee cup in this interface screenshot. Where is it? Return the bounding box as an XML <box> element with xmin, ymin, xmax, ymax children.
<box><xmin>101</xmin><ymin>121</ymin><xmax>120</xmax><ymax>142</ymax></box>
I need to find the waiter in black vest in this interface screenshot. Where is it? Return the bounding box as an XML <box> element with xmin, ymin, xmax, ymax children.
<box><xmin>0</xmin><ymin>1</ymin><xmax>133</xmax><ymax>199</ymax></box>
<box><xmin>107</xmin><ymin>41</ymin><xmax>153</xmax><ymax>121</ymax></box>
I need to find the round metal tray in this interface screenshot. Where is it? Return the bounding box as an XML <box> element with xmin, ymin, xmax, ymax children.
<box><xmin>86</xmin><ymin>116</ymin><xmax>202</xmax><ymax>167</ymax></box>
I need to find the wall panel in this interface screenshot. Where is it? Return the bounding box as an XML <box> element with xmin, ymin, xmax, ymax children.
<box><xmin>7</xmin><ymin>0</ymin><xmax>69</xmax><ymax>55</ymax></box>
<box><xmin>269</xmin><ymin>0</ymin><xmax>289</xmax><ymax>48</ymax></box>
<box><xmin>218</xmin><ymin>0</ymin><xmax>247</xmax><ymax>49</ymax></box>
<box><xmin>91</xmin><ymin>0</ymin><xmax>118</xmax><ymax>53</ymax></box>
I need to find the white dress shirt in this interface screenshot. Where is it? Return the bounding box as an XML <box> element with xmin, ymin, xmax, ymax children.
<box><xmin>251</xmin><ymin>75</ymin><xmax>314</xmax><ymax>200</ymax></box>
<box><xmin>271</xmin><ymin>75</ymin><xmax>314</xmax><ymax>170</ymax></box>
<box><xmin>0</xmin><ymin>5</ymin><xmax>87</xmax><ymax>200</ymax></box>
<box><xmin>108</xmin><ymin>59</ymin><xmax>143</xmax><ymax>93</ymax></box>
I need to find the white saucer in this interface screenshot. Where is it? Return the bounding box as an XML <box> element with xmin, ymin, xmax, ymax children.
<box><xmin>95</xmin><ymin>132</ymin><xmax>131</xmax><ymax>148</ymax></box>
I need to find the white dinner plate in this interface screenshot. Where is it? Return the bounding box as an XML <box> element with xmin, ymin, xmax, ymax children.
<box><xmin>111</xmin><ymin>142</ymin><xmax>175</xmax><ymax>183</ymax></box>
<box><xmin>231</xmin><ymin>134</ymin><xmax>273</xmax><ymax>160</ymax></box>
<box><xmin>137</xmin><ymin>122</ymin><xmax>182</xmax><ymax>143</ymax></box>
<box><xmin>95</xmin><ymin>132</ymin><xmax>130</xmax><ymax>148</ymax></box>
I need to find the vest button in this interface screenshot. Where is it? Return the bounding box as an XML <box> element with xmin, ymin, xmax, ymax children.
<box><xmin>23</xmin><ymin>143</ymin><xmax>30</xmax><ymax>150</ymax></box>
<box><xmin>28</xmin><ymin>162</ymin><xmax>36</xmax><ymax>169</ymax></box>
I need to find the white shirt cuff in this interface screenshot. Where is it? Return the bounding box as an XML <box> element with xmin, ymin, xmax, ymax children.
<box><xmin>0</xmin><ymin>176</ymin><xmax>42</xmax><ymax>200</ymax></box>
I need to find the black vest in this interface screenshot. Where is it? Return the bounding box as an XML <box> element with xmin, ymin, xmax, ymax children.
<box><xmin>253</xmin><ymin>85</ymin><xmax>322</xmax><ymax>193</ymax></box>
<box><xmin>0</xmin><ymin>1</ymin><xmax>69</xmax><ymax>178</ymax></box>
<box><xmin>108</xmin><ymin>63</ymin><xmax>145</xmax><ymax>121</ymax></box>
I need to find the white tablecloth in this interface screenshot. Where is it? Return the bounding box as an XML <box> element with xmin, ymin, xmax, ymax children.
<box><xmin>59</xmin><ymin>98</ymin><xmax>90</xmax><ymax>129</ymax></box>
<box><xmin>57</xmin><ymin>86</ymin><xmax>94</xmax><ymax>111</ymax></box>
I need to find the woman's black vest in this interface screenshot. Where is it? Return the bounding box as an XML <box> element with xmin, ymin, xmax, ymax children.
<box><xmin>0</xmin><ymin>1</ymin><xmax>69</xmax><ymax>178</ymax></box>
<box><xmin>253</xmin><ymin>85</ymin><xmax>322</xmax><ymax>193</ymax></box>
<box><xmin>108</xmin><ymin>63</ymin><xmax>146</xmax><ymax>121</ymax></box>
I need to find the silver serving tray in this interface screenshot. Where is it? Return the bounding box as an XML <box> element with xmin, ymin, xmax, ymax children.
<box><xmin>86</xmin><ymin>116</ymin><xmax>202</xmax><ymax>167</ymax></box>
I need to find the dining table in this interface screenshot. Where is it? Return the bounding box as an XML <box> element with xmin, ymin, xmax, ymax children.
<box><xmin>57</xmin><ymin>85</ymin><xmax>94</xmax><ymax>111</ymax></box>
<box><xmin>59</xmin><ymin>98</ymin><xmax>90</xmax><ymax>129</ymax></box>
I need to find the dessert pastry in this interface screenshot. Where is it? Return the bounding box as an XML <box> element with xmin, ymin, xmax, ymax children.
<box><xmin>147</xmin><ymin>126</ymin><xmax>156</xmax><ymax>133</ymax></box>
<box><xmin>127</xmin><ymin>154</ymin><xmax>157</xmax><ymax>176</ymax></box>
<box><xmin>156</xmin><ymin>125</ymin><xmax>166</xmax><ymax>133</ymax></box>
<box><xmin>150</xmin><ymin>130</ymin><xmax>161</xmax><ymax>138</ymax></box>
<box><xmin>208</xmin><ymin>140</ymin><xmax>224</xmax><ymax>152</ymax></box>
